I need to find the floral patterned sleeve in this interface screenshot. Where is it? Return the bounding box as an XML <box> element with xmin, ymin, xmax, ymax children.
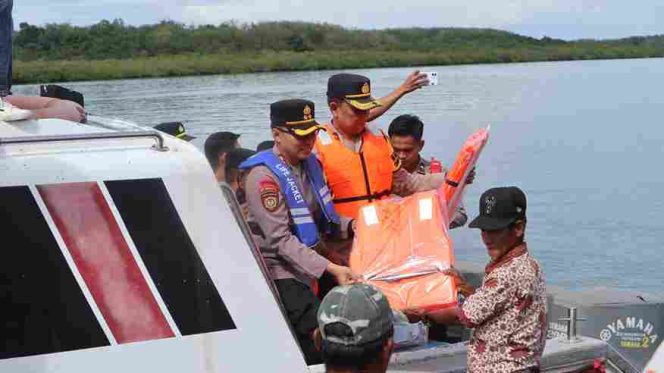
<box><xmin>458</xmin><ymin>270</ymin><xmax>514</xmax><ymax>327</ymax></box>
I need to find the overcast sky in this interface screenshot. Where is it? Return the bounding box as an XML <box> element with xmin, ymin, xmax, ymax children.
<box><xmin>13</xmin><ymin>0</ymin><xmax>664</xmax><ymax>40</ymax></box>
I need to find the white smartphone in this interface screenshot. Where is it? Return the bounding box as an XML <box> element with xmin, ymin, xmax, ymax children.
<box><xmin>423</xmin><ymin>71</ymin><xmax>438</xmax><ymax>86</ymax></box>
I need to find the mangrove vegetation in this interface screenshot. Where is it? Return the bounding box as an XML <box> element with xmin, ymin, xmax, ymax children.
<box><xmin>12</xmin><ymin>20</ymin><xmax>664</xmax><ymax>83</ymax></box>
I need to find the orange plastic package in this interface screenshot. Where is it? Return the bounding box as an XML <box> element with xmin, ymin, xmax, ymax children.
<box><xmin>350</xmin><ymin>127</ymin><xmax>490</xmax><ymax>311</ymax></box>
<box><xmin>350</xmin><ymin>190</ymin><xmax>457</xmax><ymax>312</ymax></box>
<box><xmin>442</xmin><ymin>126</ymin><xmax>490</xmax><ymax>217</ymax></box>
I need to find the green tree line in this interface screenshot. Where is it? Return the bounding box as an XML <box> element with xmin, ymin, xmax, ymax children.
<box><xmin>12</xmin><ymin>20</ymin><xmax>664</xmax><ymax>83</ymax></box>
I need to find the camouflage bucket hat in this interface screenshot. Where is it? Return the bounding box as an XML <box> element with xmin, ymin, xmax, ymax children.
<box><xmin>317</xmin><ymin>283</ymin><xmax>393</xmax><ymax>346</ymax></box>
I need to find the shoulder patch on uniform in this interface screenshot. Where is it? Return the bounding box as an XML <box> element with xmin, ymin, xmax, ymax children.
<box><xmin>259</xmin><ymin>177</ymin><xmax>281</xmax><ymax>212</ymax></box>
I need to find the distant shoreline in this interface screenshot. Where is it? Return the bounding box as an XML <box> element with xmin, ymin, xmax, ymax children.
<box><xmin>14</xmin><ymin>50</ymin><xmax>664</xmax><ymax>84</ymax></box>
<box><xmin>13</xmin><ymin>20</ymin><xmax>664</xmax><ymax>84</ymax></box>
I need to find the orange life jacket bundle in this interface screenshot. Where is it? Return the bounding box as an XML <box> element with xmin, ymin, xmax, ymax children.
<box><xmin>350</xmin><ymin>127</ymin><xmax>490</xmax><ymax>311</ymax></box>
<box><xmin>350</xmin><ymin>190</ymin><xmax>457</xmax><ymax>311</ymax></box>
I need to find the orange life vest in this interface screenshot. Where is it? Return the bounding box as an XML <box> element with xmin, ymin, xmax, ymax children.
<box><xmin>350</xmin><ymin>190</ymin><xmax>457</xmax><ymax>311</ymax></box>
<box><xmin>440</xmin><ymin>126</ymin><xmax>489</xmax><ymax>220</ymax></box>
<box><xmin>315</xmin><ymin>123</ymin><xmax>395</xmax><ymax>219</ymax></box>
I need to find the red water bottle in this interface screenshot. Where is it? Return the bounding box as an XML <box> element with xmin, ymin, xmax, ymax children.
<box><xmin>430</xmin><ymin>157</ymin><xmax>442</xmax><ymax>174</ymax></box>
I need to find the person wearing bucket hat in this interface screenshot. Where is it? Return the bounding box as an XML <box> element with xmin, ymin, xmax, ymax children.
<box><xmin>238</xmin><ymin>99</ymin><xmax>358</xmax><ymax>365</ymax></box>
<box><xmin>315</xmin><ymin>283</ymin><xmax>394</xmax><ymax>372</ymax></box>
<box><xmin>407</xmin><ymin>186</ymin><xmax>548</xmax><ymax>372</ymax></box>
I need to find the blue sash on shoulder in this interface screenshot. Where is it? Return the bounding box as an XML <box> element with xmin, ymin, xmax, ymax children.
<box><xmin>240</xmin><ymin>150</ymin><xmax>340</xmax><ymax>247</ymax></box>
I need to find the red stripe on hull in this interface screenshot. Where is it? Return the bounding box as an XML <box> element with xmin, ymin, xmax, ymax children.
<box><xmin>38</xmin><ymin>182</ymin><xmax>174</xmax><ymax>344</ymax></box>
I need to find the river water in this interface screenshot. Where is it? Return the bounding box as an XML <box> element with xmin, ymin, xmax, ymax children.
<box><xmin>14</xmin><ymin>58</ymin><xmax>664</xmax><ymax>294</ymax></box>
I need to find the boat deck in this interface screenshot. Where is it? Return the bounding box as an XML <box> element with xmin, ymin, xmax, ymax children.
<box><xmin>309</xmin><ymin>337</ymin><xmax>608</xmax><ymax>372</ymax></box>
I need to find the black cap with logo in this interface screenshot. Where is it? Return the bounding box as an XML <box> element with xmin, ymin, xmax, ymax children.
<box><xmin>327</xmin><ymin>73</ymin><xmax>382</xmax><ymax>111</ymax></box>
<box><xmin>154</xmin><ymin>121</ymin><xmax>195</xmax><ymax>141</ymax></box>
<box><xmin>468</xmin><ymin>186</ymin><xmax>527</xmax><ymax>230</ymax></box>
<box><xmin>271</xmin><ymin>99</ymin><xmax>323</xmax><ymax>137</ymax></box>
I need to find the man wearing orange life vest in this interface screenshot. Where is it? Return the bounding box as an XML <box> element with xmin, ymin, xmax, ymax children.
<box><xmin>314</xmin><ymin>72</ymin><xmax>446</xmax><ymax>223</ymax></box>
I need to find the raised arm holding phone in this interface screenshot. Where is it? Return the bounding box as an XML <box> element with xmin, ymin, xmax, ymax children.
<box><xmin>367</xmin><ymin>70</ymin><xmax>430</xmax><ymax>122</ymax></box>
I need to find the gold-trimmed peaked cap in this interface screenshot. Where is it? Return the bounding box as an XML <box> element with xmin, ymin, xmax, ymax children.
<box><xmin>270</xmin><ymin>99</ymin><xmax>323</xmax><ymax>136</ymax></box>
<box><xmin>327</xmin><ymin>73</ymin><xmax>382</xmax><ymax>111</ymax></box>
<box><xmin>154</xmin><ymin>121</ymin><xmax>195</xmax><ymax>141</ymax></box>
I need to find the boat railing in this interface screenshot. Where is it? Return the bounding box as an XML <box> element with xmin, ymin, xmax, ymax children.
<box><xmin>0</xmin><ymin>131</ymin><xmax>168</xmax><ymax>151</ymax></box>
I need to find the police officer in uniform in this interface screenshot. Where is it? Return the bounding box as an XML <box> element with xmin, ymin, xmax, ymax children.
<box><xmin>388</xmin><ymin>113</ymin><xmax>471</xmax><ymax>229</ymax></box>
<box><xmin>239</xmin><ymin>99</ymin><xmax>358</xmax><ymax>365</ymax></box>
<box><xmin>315</xmin><ymin>73</ymin><xmax>446</xmax><ymax>222</ymax></box>
<box><xmin>312</xmin><ymin>73</ymin><xmax>448</xmax><ymax>296</ymax></box>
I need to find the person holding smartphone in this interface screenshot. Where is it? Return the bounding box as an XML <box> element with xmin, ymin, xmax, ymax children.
<box><xmin>314</xmin><ymin>72</ymin><xmax>447</xmax><ymax>226</ymax></box>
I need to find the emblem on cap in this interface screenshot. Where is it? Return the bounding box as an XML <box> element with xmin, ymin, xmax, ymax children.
<box><xmin>303</xmin><ymin>105</ymin><xmax>312</xmax><ymax>120</ymax></box>
<box><xmin>361</xmin><ymin>82</ymin><xmax>370</xmax><ymax>94</ymax></box>
<box><xmin>485</xmin><ymin>196</ymin><xmax>497</xmax><ymax>214</ymax></box>
<box><xmin>178</xmin><ymin>125</ymin><xmax>184</xmax><ymax>133</ymax></box>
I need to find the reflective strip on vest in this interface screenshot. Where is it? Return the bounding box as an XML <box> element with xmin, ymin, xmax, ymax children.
<box><xmin>301</xmin><ymin>153</ymin><xmax>341</xmax><ymax>229</ymax></box>
<box><xmin>293</xmin><ymin>216</ymin><xmax>315</xmax><ymax>225</ymax></box>
<box><xmin>240</xmin><ymin>150</ymin><xmax>340</xmax><ymax>247</ymax></box>
<box><xmin>290</xmin><ymin>207</ymin><xmax>310</xmax><ymax>217</ymax></box>
<box><xmin>419</xmin><ymin>198</ymin><xmax>433</xmax><ymax>221</ymax></box>
<box><xmin>362</xmin><ymin>205</ymin><xmax>379</xmax><ymax>226</ymax></box>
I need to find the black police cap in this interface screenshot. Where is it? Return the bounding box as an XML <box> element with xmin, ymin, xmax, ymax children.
<box><xmin>270</xmin><ymin>99</ymin><xmax>323</xmax><ymax>136</ymax></box>
<box><xmin>154</xmin><ymin>121</ymin><xmax>195</xmax><ymax>141</ymax></box>
<box><xmin>327</xmin><ymin>73</ymin><xmax>381</xmax><ymax>111</ymax></box>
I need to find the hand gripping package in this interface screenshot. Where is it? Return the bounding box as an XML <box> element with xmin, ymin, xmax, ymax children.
<box><xmin>350</xmin><ymin>127</ymin><xmax>489</xmax><ymax>311</ymax></box>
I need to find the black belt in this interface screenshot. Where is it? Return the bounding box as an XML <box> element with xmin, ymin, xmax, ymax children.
<box><xmin>333</xmin><ymin>189</ymin><xmax>391</xmax><ymax>204</ymax></box>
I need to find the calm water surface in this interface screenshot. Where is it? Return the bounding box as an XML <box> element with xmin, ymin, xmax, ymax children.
<box><xmin>15</xmin><ymin>58</ymin><xmax>664</xmax><ymax>293</ymax></box>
